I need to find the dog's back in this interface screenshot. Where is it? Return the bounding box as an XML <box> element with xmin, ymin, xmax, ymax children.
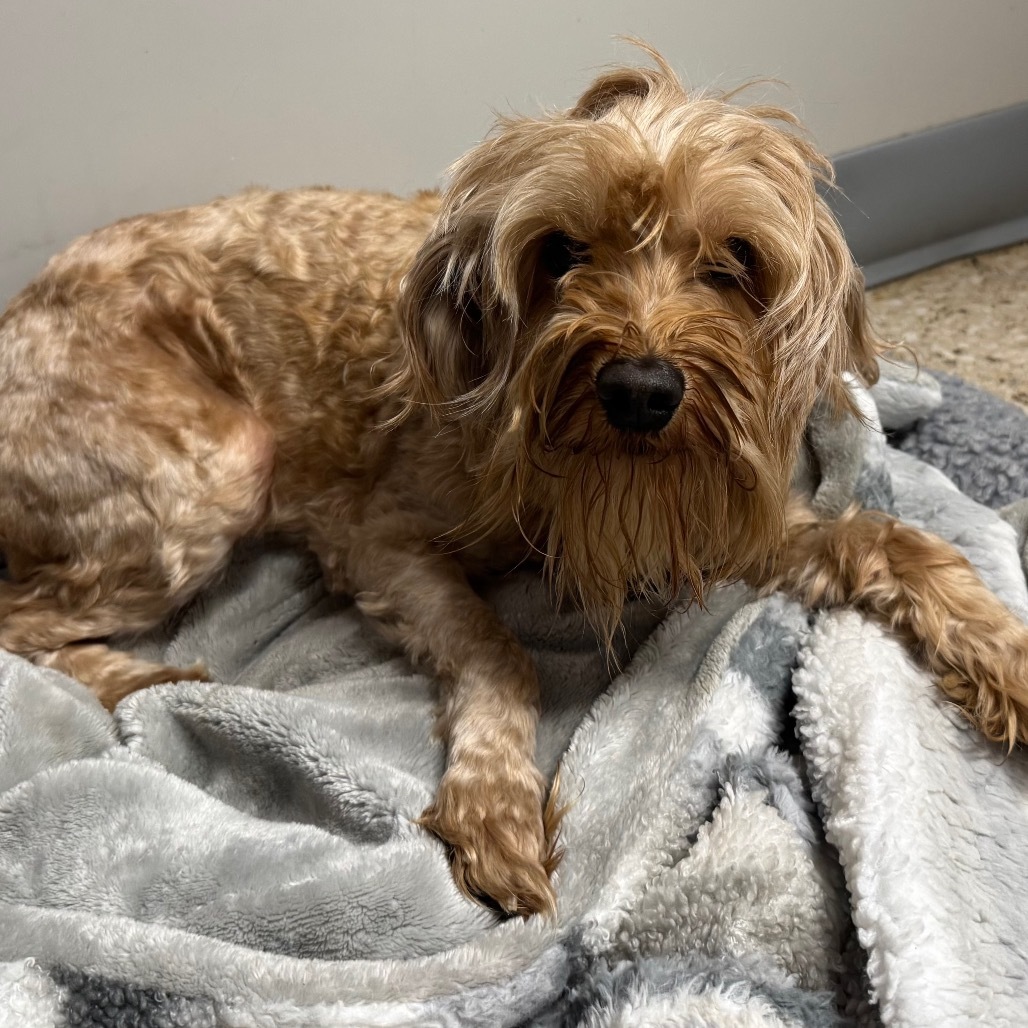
<box><xmin>0</xmin><ymin>185</ymin><xmax>440</xmax><ymax>703</ymax></box>
<box><xmin>1</xmin><ymin>186</ymin><xmax>439</xmax><ymax>410</ymax></box>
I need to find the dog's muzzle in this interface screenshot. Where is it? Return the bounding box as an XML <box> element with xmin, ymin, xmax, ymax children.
<box><xmin>595</xmin><ymin>358</ymin><xmax>684</xmax><ymax>433</ymax></box>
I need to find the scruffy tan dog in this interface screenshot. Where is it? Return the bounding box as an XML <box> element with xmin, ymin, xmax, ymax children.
<box><xmin>1</xmin><ymin>51</ymin><xmax>1027</xmax><ymax>917</ymax></box>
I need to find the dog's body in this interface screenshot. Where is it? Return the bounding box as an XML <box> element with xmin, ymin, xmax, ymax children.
<box><xmin>2</xmin><ymin>54</ymin><xmax>1027</xmax><ymax>917</ymax></box>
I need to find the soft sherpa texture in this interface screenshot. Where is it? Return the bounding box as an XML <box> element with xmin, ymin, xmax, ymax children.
<box><xmin>876</xmin><ymin>364</ymin><xmax>1028</xmax><ymax>574</ymax></box>
<box><xmin>887</xmin><ymin>367</ymin><xmax>1028</xmax><ymax>510</ymax></box>
<box><xmin>0</xmin><ymin>363</ymin><xmax>1025</xmax><ymax>1027</ymax></box>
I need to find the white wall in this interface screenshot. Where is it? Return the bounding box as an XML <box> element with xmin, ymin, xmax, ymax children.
<box><xmin>3</xmin><ymin>0</ymin><xmax>1027</xmax><ymax>303</ymax></box>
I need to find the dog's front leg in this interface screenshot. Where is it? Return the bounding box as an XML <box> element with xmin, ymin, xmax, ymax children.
<box><xmin>759</xmin><ymin>497</ymin><xmax>1028</xmax><ymax>747</ymax></box>
<box><xmin>340</xmin><ymin>523</ymin><xmax>561</xmax><ymax>917</ymax></box>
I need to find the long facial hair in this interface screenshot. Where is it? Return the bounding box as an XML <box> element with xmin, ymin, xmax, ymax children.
<box><xmin>395</xmin><ymin>49</ymin><xmax>883</xmax><ymax>645</ymax></box>
<box><xmin>467</xmin><ymin>293</ymin><xmax>796</xmax><ymax>644</ymax></box>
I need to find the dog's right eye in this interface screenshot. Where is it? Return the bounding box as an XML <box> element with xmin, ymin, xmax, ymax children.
<box><xmin>700</xmin><ymin>237</ymin><xmax>756</xmax><ymax>286</ymax></box>
<box><xmin>539</xmin><ymin>232</ymin><xmax>590</xmax><ymax>280</ymax></box>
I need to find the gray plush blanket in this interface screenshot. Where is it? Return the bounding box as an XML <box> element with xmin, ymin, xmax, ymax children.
<box><xmin>1</xmin><ymin>365</ymin><xmax>1027</xmax><ymax>1028</ymax></box>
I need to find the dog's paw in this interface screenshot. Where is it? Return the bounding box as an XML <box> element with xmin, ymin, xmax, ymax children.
<box><xmin>940</xmin><ymin>630</ymin><xmax>1028</xmax><ymax>750</ymax></box>
<box><xmin>418</xmin><ymin>767</ymin><xmax>563</xmax><ymax>918</ymax></box>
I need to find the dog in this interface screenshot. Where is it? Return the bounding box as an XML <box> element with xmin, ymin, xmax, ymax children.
<box><xmin>1</xmin><ymin>49</ymin><xmax>1027</xmax><ymax>918</ymax></box>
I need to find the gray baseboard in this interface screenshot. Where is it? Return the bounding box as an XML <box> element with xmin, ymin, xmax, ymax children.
<box><xmin>826</xmin><ymin>102</ymin><xmax>1028</xmax><ymax>286</ymax></box>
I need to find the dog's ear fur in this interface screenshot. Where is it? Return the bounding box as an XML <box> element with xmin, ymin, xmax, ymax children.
<box><xmin>397</xmin><ymin>231</ymin><xmax>489</xmax><ymax>408</ymax></box>
<box><xmin>813</xmin><ymin>199</ymin><xmax>883</xmax><ymax>409</ymax></box>
<box><xmin>841</xmin><ymin>267</ymin><xmax>882</xmax><ymax>388</ymax></box>
<box><xmin>398</xmin><ymin>224</ymin><xmax>526</xmax><ymax>416</ymax></box>
<box><xmin>749</xmin><ymin>119</ymin><xmax>883</xmax><ymax>420</ymax></box>
<box><xmin>570</xmin><ymin>67</ymin><xmax>655</xmax><ymax>119</ymax></box>
<box><xmin>570</xmin><ymin>43</ymin><xmax>683</xmax><ymax>120</ymax></box>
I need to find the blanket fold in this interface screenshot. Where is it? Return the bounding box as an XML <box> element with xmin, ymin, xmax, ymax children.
<box><xmin>1</xmin><ymin>362</ymin><xmax>1026</xmax><ymax>1028</ymax></box>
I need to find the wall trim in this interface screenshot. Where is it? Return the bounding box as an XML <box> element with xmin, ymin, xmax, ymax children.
<box><xmin>827</xmin><ymin>102</ymin><xmax>1028</xmax><ymax>286</ymax></box>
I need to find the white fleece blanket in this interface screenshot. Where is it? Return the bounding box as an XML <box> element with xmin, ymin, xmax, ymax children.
<box><xmin>0</xmin><ymin>365</ymin><xmax>1026</xmax><ymax>1028</ymax></box>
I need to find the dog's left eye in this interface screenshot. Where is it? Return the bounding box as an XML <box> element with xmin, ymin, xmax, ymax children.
<box><xmin>539</xmin><ymin>231</ymin><xmax>590</xmax><ymax>280</ymax></box>
<box><xmin>700</xmin><ymin>237</ymin><xmax>756</xmax><ymax>285</ymax></box>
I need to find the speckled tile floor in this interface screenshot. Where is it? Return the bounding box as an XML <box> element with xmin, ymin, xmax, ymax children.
<box><xmin>866</xmin><ymin>242</ymin><xmax>1028</xmax><ymax>412</ymax></box>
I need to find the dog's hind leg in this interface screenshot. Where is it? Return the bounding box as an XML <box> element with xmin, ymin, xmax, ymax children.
<box><xmin>760</xmin><ymin>499</ymin><xmax>1028</xmax><ymax>748</ymax></box>
<box><xmin>0</xmin><ymin>578</ymin><xmax>212</xmax><ymax>709</ymax></box>
<box><xmin>38</xmin><ymin>642</ymin><xmax>208</xmax><ymax>711</ymax></box>
<box><xmin>0</xmin><ymin>364</ymin><xmax>275</xmax><ymax>710</ymax></box>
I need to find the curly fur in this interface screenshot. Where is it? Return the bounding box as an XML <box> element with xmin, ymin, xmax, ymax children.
<box><xmin>1</xmin><ymin>47</ymin><xmax>1025</xmax><ymax>916</ymax></box>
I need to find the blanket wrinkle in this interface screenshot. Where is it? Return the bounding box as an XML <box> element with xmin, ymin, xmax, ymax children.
<box><xmin>0</xmin><ymin>359</ymin><xmax>1026</xmax><ymax>1026</ymax></box>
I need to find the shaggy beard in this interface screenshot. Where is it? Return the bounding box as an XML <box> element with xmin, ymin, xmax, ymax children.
<box><xmin>536</xmin><ymin>443</ymin><xmax>788</xmax><ymax>645</ymax></box>
<box><xmin>462</xmin><ymin>418</ymin><xmax>791</xmax><ymax>649</ymax></box>
<box><xmin>456</xmin><ymin>312</ymin><xmax>798</xmax><ymax>648</ymax></box>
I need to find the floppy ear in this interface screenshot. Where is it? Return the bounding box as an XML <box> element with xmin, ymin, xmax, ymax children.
<box><xmin>840</xmin><ymin>265</ymin><xmax>883</xmax><ymax>389</ymax></box>
<box><xmin>398</xmin><ymin>220</ymin><xmax>533</xmax><ymax>418</ymax></box>
<box><xmin>571</xmin><ymin>42</ymin><xmax>684</xmax><ymax>119</ymax></box>
<box><xmin>753</xmin><ymin>189</ymin><xmax>885</xmax><ymax>423</ymax></box>
<box><xmin>570</xmin><ymin>67</ymin><xmax>655</xmax><ymax>119</ymax></box>
<box><xmin>396</xmin><ymin>230</ymin><xmax>489</xmax><ymax>408</ymax></box>
<box><xmin>812</xmin><ymin>202</ymin><xmax>884</xmax><ymax>414</ymax></box>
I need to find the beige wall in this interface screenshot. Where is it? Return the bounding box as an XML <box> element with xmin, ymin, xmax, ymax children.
<box><xmin>3</xmin><ymin>0</ymin><xmax>1027</xmax><ymax>302</ymax></box>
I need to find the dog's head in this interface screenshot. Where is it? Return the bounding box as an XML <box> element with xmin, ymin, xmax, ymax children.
<box><xmin>397</xmin><ymin>50</ymin><xmax>881</xmax><ymax>636</ymax></box>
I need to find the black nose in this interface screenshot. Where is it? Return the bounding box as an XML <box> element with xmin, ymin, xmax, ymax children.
<box><xmin>595</xmin><ymin>358</ymin><xmax>685</xmax><ymax>433</ymax></box>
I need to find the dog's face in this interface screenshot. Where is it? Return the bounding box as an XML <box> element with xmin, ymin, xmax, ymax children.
<box><xmin>398</xmin><ymin>56</ymin><xmax>880</xmax><ymax>636</ymax></box>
